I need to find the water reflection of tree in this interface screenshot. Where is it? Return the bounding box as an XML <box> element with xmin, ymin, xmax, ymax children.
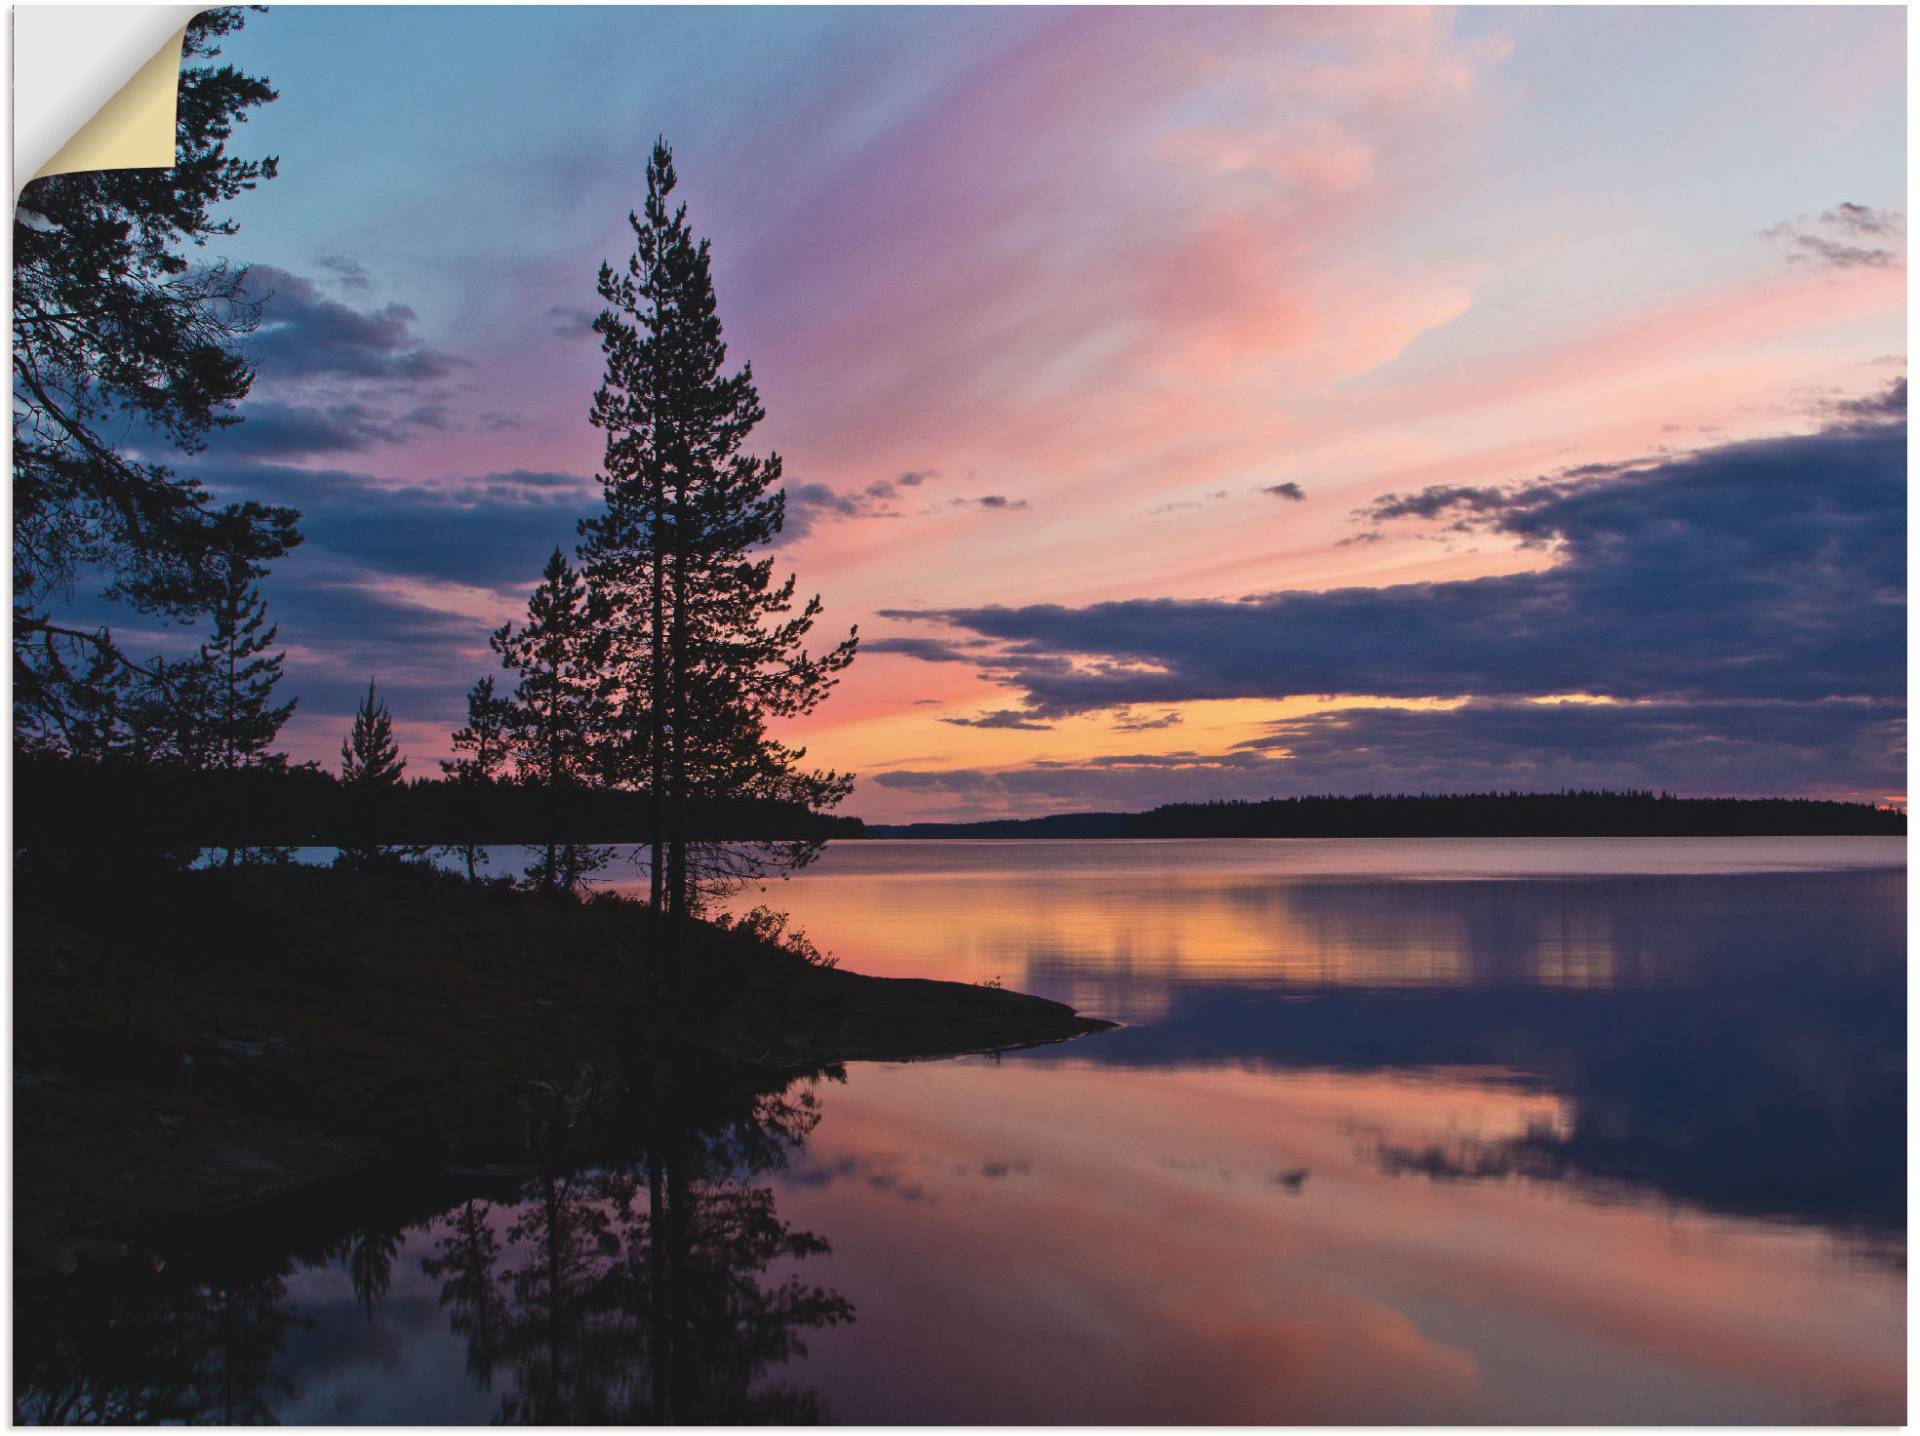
<box><xmin>425</xmin><ymin>1071</ymin><xmax>855</xmax><ymax>1423</ymax></box>
<box><xmin>335</xmin><ymin>1226</ymin><xmax>403</xmax><ymax>1324</ymax></box>
<box><xmin>15</xmin><ymin>1264</ymin><xmax>303</xmax><ymax>1424</ymax></box>
<box><xmin>421</xmin><ymin>1200</ymin><xmax>509</xmax><ymax>1390</ymax></box>
<box><xmin>17</xmin><ymin>1070</ymin><xmax>853</xmax><ymax>1424</ymax></box>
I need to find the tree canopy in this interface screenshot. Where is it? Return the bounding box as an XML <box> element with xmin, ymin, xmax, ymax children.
<box><xmin>339</xmin><ymin>679</ymin><xmax>418</xmax><ymax>866</ymax></box>
<box><xmin>580</xmin><ymin>138</ymin><xmax>856</xmax><ymax>923</ymax></box>
<box><xmin>13</xmin><ymin>7</ymin><xmax>299</xmax><ymax>752</ymax></box>
<box><xmin>491</xmin><ymin>548</ymin><xmax>614</xmax><ymax>890</ymax></box>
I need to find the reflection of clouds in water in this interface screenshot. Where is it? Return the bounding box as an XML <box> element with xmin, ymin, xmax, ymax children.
<box><xmin>780</xmin><ymin>1059</ymin><xmax>1902</xmax><ymax>1423</ymax></box>
<box><xmin>276</xmin><ymin>1256</ymin><xmax>489</xmax><ymax>1425</ymax></box>
<box><xmin>20</xmin><ymin>848</ymin><xmax>1903</xmax><ymax>1425</ymax></box>
<box><xmin>782</xmin><ymin>1147</ymin><xmax>1039</xmax><ymax>1202</ymax></box>
<box><xmin>1023</xmin><ymin>954</ymin><xmax>1902</xmax><ymax>1240</ymax></box>
<box><xmin>756</xmin><ymin>854</ymin><xmax>1905</xmax><ymax>1245</ymax></box>
<box><xmin>742</xmin><ymin>839</ymin><xmax>1904</xmax><ymax>1008</ymax></box>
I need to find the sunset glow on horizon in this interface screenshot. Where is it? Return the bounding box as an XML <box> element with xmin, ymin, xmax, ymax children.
<box><xmin>115</xmin><ymin>5</ymin><xmax>1904</xmax><ymax>821</ymax></box>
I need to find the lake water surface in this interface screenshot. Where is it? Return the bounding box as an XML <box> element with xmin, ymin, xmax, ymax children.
<box><xmin>20</xmin><ymin>838</ymin><xmax>1906</xmax><ymax>1423</ymax></box>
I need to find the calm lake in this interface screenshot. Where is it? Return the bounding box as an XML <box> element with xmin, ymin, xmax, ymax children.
<box><xmin>20</xmin><ymin>837</ymin><xmax>1907</xmax><ymax>1423</ymax></box>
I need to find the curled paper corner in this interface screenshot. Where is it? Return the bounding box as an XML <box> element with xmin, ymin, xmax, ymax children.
<box><xmin>13</xmin><ymin>5</ymin><xmax>204</xmax><ymax>200</ymax></box>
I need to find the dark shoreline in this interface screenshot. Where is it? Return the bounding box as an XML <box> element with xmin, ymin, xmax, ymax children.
<box><xmin>14</xmin><ymin>863</ymin><xmax>1111</xmax><ymax>1277</ymax></box>
<box><xmin>864</xmin><ymin>792</ymin><xmax>1905</xmax><ymax>840</ymax></box>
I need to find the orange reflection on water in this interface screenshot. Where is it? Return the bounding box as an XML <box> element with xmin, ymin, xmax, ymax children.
<box><xmin>774</xmin><ymin>1059</ymin><xmax>1904</xmax><ymax>1425</ymax></box>
<box><xmin>715</xmin><ymin>839</ymin><xmax>1903</xmax><ymax>1016</ymax></box>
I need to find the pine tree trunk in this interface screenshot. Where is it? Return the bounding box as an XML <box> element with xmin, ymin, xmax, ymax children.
<box><xmin>545</xmin><ymin>678</ymin><xmax>560</xmax><ymax>891</ymax></box>
<box><xmin>226</xmin><ymin>626</ymin><xmax>239</xmax><ymax>867</ymax></box>
<box><xmin>666</xmin><ymin>478</ymin><xmax>691</xmax><ymax>949</ymax></box>
<box><xmin>648</xmin><ymin>470</ymin><xmax>668</xmax><ymax>935</ymax></box>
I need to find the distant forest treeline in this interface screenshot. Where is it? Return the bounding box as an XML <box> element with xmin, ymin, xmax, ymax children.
<box><xmin>867</xmin><ymin>791</ymin><xmax>1906</xmax><ymax>839</ymax></box>
<box><xmin>21</xmin><ymin>765</ymin><xmax>1900</xmax><ymax>859</ymax></box>
<box><xmin>15</xmin><ymin>755</ymin><xmax>863</xmax><ymax>858</ymax></box>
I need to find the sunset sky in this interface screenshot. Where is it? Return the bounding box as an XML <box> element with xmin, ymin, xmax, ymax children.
<box><xmin>116</xmin><ymin>4</ymin><xmax>1905</xmax><ymax>821</ymax></box>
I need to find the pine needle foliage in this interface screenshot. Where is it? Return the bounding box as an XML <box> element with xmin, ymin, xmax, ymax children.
<box><xmin>580</xmin><ymin>139</ymin><xmax>857</xmax><ymax>932</ymax></box>
<box><xmin>491</xmin><ymin>549</ymin><xmax>614</xmax><ymax>892</ymax></box>
<box><xmin>338</xmin><ymin>679</ymin><xmax>418</xmax><ymax>867</ymax></box>
<box><xmin>13</xmin><ymin>9</ymin><xmax>299</xmax><ymax>749</ymax></box>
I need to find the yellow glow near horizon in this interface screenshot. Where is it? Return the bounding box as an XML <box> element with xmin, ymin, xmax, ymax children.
<box><xmin>786</xmin><ymin>692</ymin><xmax>1471</xmax><ymax>790</ymax></box>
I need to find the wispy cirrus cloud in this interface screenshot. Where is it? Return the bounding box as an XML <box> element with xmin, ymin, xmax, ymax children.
<box><xmin>779</xmin><ymin>470</ymin><xmax>1028</xmax><ymax>540</ymax></box>
<box><xmin>179</xmin><ymin>7</ymin><xmax>1907</xmax><ymax>808</ymax></box>
<box><xmin>941</xmin><ymin>708</ymin><xmax>1057</xmax><ymax>731</ymax></box>
<box><xmin>949</xmin><ymin>494</ymin><xmax>1028</xmax><ymax>512</ymax></box>
<box><xmin>871</xmin><ymin>393</ymin><xmax>1905</xmax><ymax>803</ymax></box>
<box><xmin>545</xmin><ymin>304</ymin><xmax>598</xmax><ymax>340</ymax></box>
<box><xmin>1762</xmin><ymin>203</ymin><xmax>1906</xmax><ymax>271</ymax></box>
<box><xmin>874</xmin><ymin>695</ymin><xmax>1902</xmax><ymax>813</ymax></box>
<box><xmin>313</xmin><ymin>253</ymin><xmax>372</xmax><ymax>293</ymax></box>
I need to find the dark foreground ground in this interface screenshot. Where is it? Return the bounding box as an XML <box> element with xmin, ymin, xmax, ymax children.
<box><xmin>14</xmin><ymin>863</ymin><xmax>1110</xmax><ymax>1276</ymax></box>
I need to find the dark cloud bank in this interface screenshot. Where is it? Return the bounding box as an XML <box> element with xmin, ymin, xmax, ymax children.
<box><xmin>877</xmin><ymin>390</ymin><xmax>1906</xmax><ymax>809</ymax></box>
<box><xmin>166</xmin><ymin>264</ymin><xmax>478</xmax><ymax>467</ymax></box>
<box><xmin>172</xmin><ymin>462</ymin><xmax>601</xmax><ymax>735</ymax></box>
<box><xmin>239</xmin><ymin>264</ymin><xmax>462</xmax><ymax>383</ymax></box>
<box><xmin>169</xmin><ymin>261</ymin><xmax>1903</xmax><ymax>807</ymax></box>
<box><xmin>121</xmin><ymin>263</ymin><xmax>594</xmax><ymax>736</ymax></box>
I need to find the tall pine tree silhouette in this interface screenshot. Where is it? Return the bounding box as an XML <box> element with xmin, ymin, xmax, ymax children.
<box><xmin>581</xmin><ymin>139</ymin><xmax>856</xmax><ymax>941</ymax></box>
<box><xmin>199</xmin><ymin>554</ymin><xmax>295</xmax><ymax>772</ymax></box>
<box><xmin>440</xmin><ymin>675</ymin><xmax>509</xmax><ymax>881</ymax></box>
<box><xmin>197</xmin><ymin>548</ymin><xmax>295</xmax><ymax>863</ymax></box>
<box><xmin>491</xmin><ymin>548</ymin><xmax>612</xmax><ymax>892</ymax></box>
<box><xmin>338</xmin><ymin>678</ymin><xmax>415</xmax><ymax>867</ymax></box>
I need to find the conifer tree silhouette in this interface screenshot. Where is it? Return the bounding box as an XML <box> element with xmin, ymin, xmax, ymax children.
<box><xmin>491</xmin><ymin>548</ymin><xmax>612</xmax><ymax>892</ymax></box>
<box><xmin>581</xmin><ymin>139</ymin><xmax>856</xmax><ymax>941</ymax></box>
<box><xmin>440</xmin><ymin>676</ymin><xmax>510</xmax><ymax>881</ymax></box>
<box><xmin>338</xmin><ymin>679</ymin><xmax>416</xmax><ymax>866</ymax></box>
<box><xmin>199</xmin><ymin>555</ymin><xmax>295</xmax><ymax>774</ymax></box>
